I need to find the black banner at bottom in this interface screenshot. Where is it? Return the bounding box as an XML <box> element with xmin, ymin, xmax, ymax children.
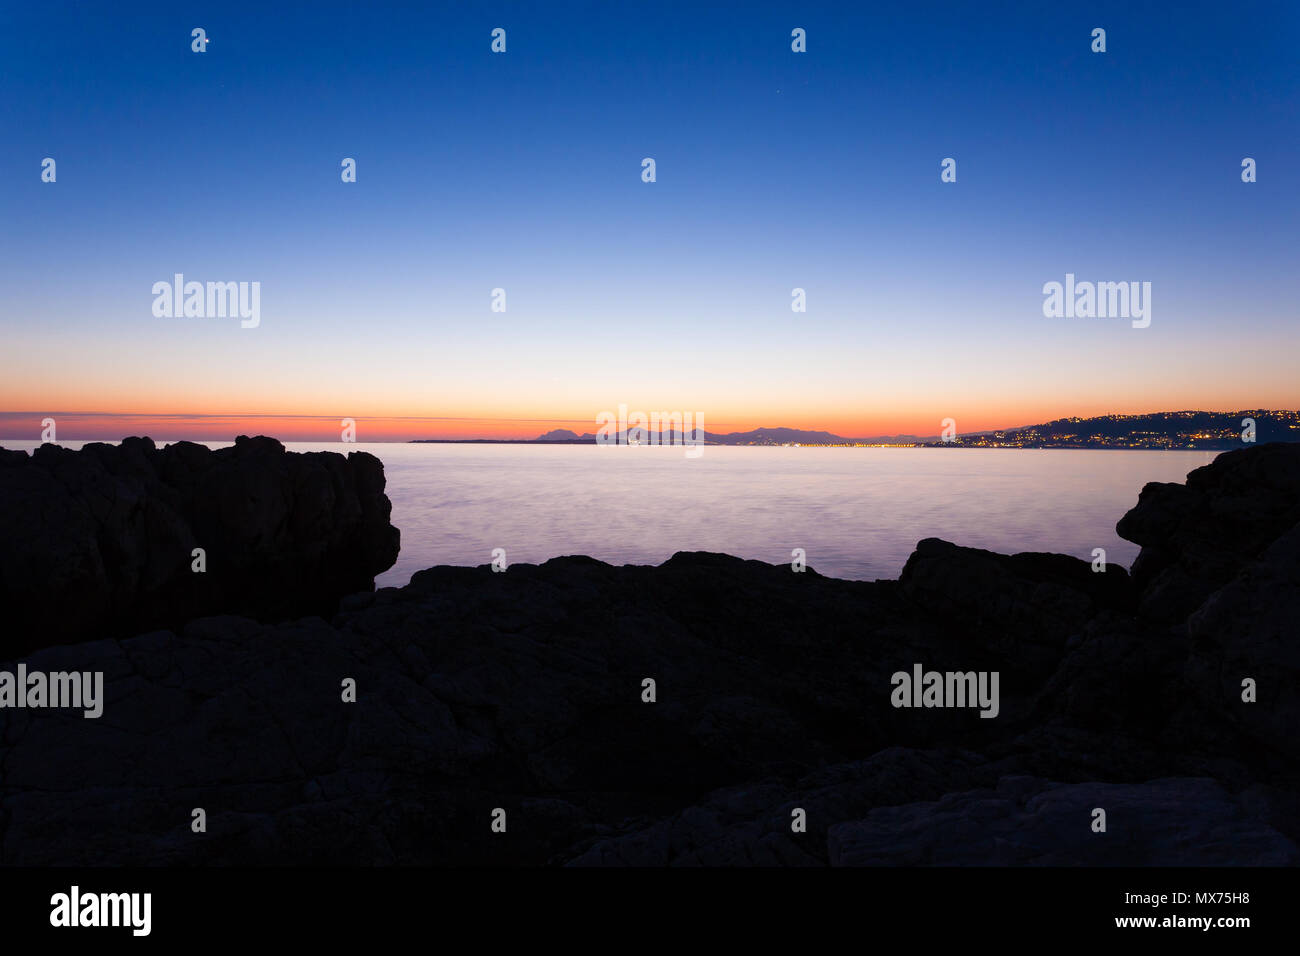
<box><xmin>0</xmin><ymin>866</ymin><xmax>1283</xmax><ymax>942</ymax></box>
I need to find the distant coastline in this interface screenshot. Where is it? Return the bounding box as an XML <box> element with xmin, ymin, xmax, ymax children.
<box><xmin>4</xmin><ymin>410</ymin><xmax>1296</xmax><ymax>449</ymax></box>
<box><xmin>411</xmin><ymin>409</ymin><xmax>1300</xmax><ymax>451</ymax></box>
<box><xmin>405</xmin><ymin>440</ymin><xmax>1224</xmax><ymax>450</ymax></box>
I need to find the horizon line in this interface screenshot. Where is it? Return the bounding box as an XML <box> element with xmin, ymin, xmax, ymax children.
<box><xmin>2</xmin><ymin>406</ymin><xmax>1296</xmax><ymax>444</ymax></box>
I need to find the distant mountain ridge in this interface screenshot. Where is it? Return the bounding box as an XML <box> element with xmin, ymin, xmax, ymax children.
<box><xmin>409</xmin><ymin>410</ymin><xmax>1300</xmax><ymax>448</ymax></box>
<box><xmin>529</xmin><ymin>426</ymin><xmax>851</xmax><ymax>445</ymax></box>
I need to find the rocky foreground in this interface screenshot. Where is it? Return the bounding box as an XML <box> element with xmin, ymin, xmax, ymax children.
<box><xmin>0</xmin><ymin>436</ymin><xmax>399</xmax><ymax>655</ymax></box>
<box><xmin>0</xmin><ymin>440</ymin><xmax>1297</xmax><ymax>865</ymax></box>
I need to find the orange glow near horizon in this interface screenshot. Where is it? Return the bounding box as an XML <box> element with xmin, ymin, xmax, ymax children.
<box><xmin>1</xmin><ymin>400</ymin><xmax>1293</xmax><ymax>444</ymax></box>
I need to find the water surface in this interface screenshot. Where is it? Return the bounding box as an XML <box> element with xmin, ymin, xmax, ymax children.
<box><xmin>4</xmin><ymin>441</ymin><xmax>1213</xmax><ymax>587</ymax></box>
<box><xmin>370</xmin><ymin>445</ymin><xmax>1214</xmax><ymax>587</ymax></box>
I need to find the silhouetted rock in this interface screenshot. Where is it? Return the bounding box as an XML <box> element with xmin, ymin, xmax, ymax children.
<box><xmin>0</xmin><ymin>442</ymin><xmax>1297</xmax><ymax>866</ymax></box>
<box><xmin>899</xmin><ymin>539</ymin><xmax>1134</xmax><ymax>683</ymax></box>
<box><xmin>1183</xmin><ymin>522</ymin><xmax>1300</xmax><ymax>763</ymax></box>
<box><xmin>1117</xmin><ymin>442</ymin><xmax>1300</xmax><ymax>624</ymax></box>
<box><xmin>0</xmin><ymin>436</ymin><xmax>399</xmax><ymax>655</ymax></box>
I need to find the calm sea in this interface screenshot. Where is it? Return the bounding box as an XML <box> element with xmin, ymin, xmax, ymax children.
<box><xmin>6</xmin><ymin>441</ymin><xmax>1216</xmax><ymax>587</ymax></box>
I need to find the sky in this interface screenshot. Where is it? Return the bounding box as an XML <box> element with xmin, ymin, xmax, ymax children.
<box><xmin>1</xmin><ymin>1</ymin><xmax>1297</xmax><ymax>441</ymax></box>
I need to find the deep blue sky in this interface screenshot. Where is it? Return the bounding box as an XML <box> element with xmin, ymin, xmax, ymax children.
<box><xmin>2</xmin><ymin>1</ymin><xmax>1296</xmax><ymax>438</ymax></box>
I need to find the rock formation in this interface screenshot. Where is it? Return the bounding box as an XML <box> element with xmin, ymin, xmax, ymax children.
<box><xmin>0</xmin><ymin>442</ymin><xmax>1296</xmax><ymax>865</ymax></box>
<box><xmin>0</xmin><ymin>436</ymin><xmax>399</xmax><ymax>656</ymax></box>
